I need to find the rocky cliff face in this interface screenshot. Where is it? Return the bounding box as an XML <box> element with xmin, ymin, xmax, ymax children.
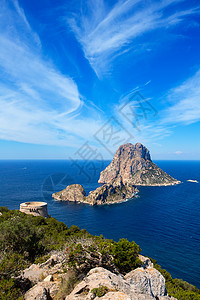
<box><xmin>65</xmin><ymin>257</ymin><xmax>177</xmax><ymax>300</ymax></box>
<box><xmin>87</xmin><ymin>179</ymin><xmax>138</xmax><ymax>205</ymax></box>
<box><xmin>22</xmin><ymin>253</ymin><xmax>177</xmax><ymax>300</ymax></box>
<box><xmin>52</xmin><ymin>184</ymin><xmax>86</xmax><ymax>203</ymax></box>
<box><xmin>99</xmin><ymin>143</ymin><xmax>180</xmax><ymax>186</ymax></box>
<box><xmin>52</xmin><ymin>179</ymin><xmax>139</xmax><ymax>205</ymax></box>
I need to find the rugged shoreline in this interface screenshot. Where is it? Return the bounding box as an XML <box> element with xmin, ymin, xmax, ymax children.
<box><xmin>53</xmin><ymin>190</ymin><xmax>139</xmax><ymax>206</ymax></box>
<box><xmin>52</xmin><ymin>181</ymin><xmax>139</xmax><ymax>206</ymax></box>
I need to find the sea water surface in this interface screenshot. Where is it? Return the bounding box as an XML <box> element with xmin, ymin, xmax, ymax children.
<box><xmin>0</xmin><ymin>160</ymin><xmax>199</xmax><ymax>288</ymax></box>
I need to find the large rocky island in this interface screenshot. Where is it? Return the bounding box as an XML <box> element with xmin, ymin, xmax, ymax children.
<box><xmin>99</xmin><ymin>143</ymin><xmax>180</xmax><ymax>186</ymax></box>
<box><xmin>52</xmin><ymin>143</ymin><xmax>180</xmax><ymax>205</ymax></box>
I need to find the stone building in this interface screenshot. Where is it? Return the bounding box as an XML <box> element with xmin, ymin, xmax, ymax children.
<box><xmin>20</xmin><ymin>201</ymin><xmax>48</xmax><ymax>218</ymax></box>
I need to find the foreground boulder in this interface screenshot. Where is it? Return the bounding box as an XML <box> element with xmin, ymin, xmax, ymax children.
<box><xmin>99</xmin><ymin>143</ymin><xmax>180</xmax><ymax>186</ymax></box>
<box><xmin>22</xmin><ymin>252</ymin><xmax>177</xmax><ymax>300</ymax></box>
<box><xmin>125</xmin><ymin>267</ymin><xmax>166</xmax><ymax>297</ymax></box>
<box><xmin>65</xmin><ymin>264</ymin><xmax>177</xmax><ymax>300</ymax></box>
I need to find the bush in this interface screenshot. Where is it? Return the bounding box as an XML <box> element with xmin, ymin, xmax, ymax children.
<box><xmin>0</xmin><ymin>217</ymin><xmax>44</xmax><ymax>261</ymax></box>
<box><xmin>0</xmin><ymin>253</ymin><xmax>28</xmax><ymax>278</ymax></box>
<box><xmin>0</xmin><ymin>278</ymin><xmax>23</xmax><ymax>300</ymax></box>
<box><xmin>91</xmin><ymin>286</ymin><xmax>109</xmax><ymax>297</ymax></box>
<box><xmin>112</xmin><ymin>238</ymin><xmax>141</xmax><ymax>274</ymax></box>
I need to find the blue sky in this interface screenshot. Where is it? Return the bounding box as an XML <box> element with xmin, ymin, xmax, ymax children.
<box><xmin>0</xmin><ymin>0</ymin><xmax>200</xmax><ymax>160</ymax></box>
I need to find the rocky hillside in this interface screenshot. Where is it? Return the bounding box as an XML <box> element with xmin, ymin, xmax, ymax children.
<box><xmin>65</xmin><ymin>258</ymin><xmax>176</xmax><ymax>300</ymax></box>
<box><xmin>22</xmin><ymin>254</ymin><xmax>176</xmax><ymax>300</ymax></box>
<box><xmin>99</xmin><ymin>143</ymin><xmax>180</xmax><ymax>186</ymax></box>
<box><xmin>52</xmin><ymin>179</ymin><xmax>139</xmax><ymax>205</ymax></box>
<box><xmin>1</xmin><ymin>207</ymin><xmax>200</xmax><ymax>300</ymax></box>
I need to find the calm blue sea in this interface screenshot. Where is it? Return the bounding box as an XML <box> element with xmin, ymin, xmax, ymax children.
<box><xmin>0</xmin><ymin>160</ymin><xmax>199</xmax><ymax>288</ymax></box>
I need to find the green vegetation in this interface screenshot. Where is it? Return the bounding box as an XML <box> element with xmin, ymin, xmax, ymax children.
<box><xmin>0</xmin><ymin>206</ymin><xmax>200</xmax><ymax>300</ymax></box>
<box><xmin>91</xmin><ymin>286</ymin><xmax>109</xmax><ymax>297</ymax></box>
<box><xmin>0</xmin><ymin>207</ymin><xmax>91</xmax><ymax>299</ymax></box>
<box><xmin>111</xmin><ymin>238</ymin><xmax>141</xmax><ymax>274</ymax></box>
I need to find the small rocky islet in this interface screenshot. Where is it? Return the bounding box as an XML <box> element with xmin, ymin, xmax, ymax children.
<box><xmin>52</xmin><ymin>143</ymin><xmax>180</xmax><ymax>205</ymax></box>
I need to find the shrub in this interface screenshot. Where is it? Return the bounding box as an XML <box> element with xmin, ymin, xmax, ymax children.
<box><xmin>0</xmin><ymin>217</ymin><xmax>44</xmax><ymax>261</ymax></box>
<box><xmin>0</xmin><ymin>253</ymin><xmax>28</xmax><ymax>278</ymax></box>
<box><xmin>91</xmin><ymin>286</ymin><xmax>109</xmax><ymax>297</ymax></box>
<box><xmin>112</xmin><ymin>238</ymin><xmax>141</xmax><ymax>274</ymax></box>
<box><xmin>0</xmin><ymin>278</ymin><xmax>23</xmax><ymax>300</ymax></box>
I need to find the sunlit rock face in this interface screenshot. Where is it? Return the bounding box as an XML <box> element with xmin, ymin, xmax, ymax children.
<box><xmin>99</xmin><ymin>143</ymin><xmax>180</xmax><ymax>186</ymax></box>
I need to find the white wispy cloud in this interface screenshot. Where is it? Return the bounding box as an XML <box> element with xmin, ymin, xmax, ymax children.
<box><xmin>1</xmin><ymin>0</ymin><xmax>200</xmax><ymax>158</ymax></box>
<box><xmin>0</xmin><ymin>0</ymin><xmax>106</xmax><ymax>148</ymax></box>
<box><xmin>113</xmin><ymin>67</ymin><xmax>200</xmax><ymax>147</ymax></box>
<box><xmin>0</xmin><ymin>84</ymin><xmax>104</xmax><ymax>147</ymax></box>
<box><xmin>68</xmin><ymin>0</ymin><xmax>200</xmax><ymax>76</ymax></box>
<box><xmin>162</xmin><ymin>69</ymin><xmax>200</xmax><ymax>125</ymax></box>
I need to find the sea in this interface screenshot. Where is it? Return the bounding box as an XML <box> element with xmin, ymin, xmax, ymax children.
<box><xmin>0</xmin><ymin>160</ymin><xmax>199</xmax><ymax>288</ymax></box>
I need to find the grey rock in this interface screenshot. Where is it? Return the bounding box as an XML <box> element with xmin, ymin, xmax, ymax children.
<box><xmin>139</xmin><ymin>255</ymin><xmax>153</xmax><ymax>269</ymax></box>
<box><xmin>96</xmin><ymin>291</ymin><xmax>155</xmax><ymax>299</ymax></box>
<box><xmin>125</xmin><ymin>267</ymin><xmax>166</xmax><ymax>297</ymax></box>
<box><xmin>65</xmin><ymin>267</ymin><xmax>131</xmax><ymax>300</ymax></box>
<box><xmin>99</xmin><ymin>143</ymin><xmax>180</xmax><ymax>186</ymax></box>
<box><xmin>65</xmin><ymin>266</ymin><xmax>177</xmax><ymax>300</ymax></box>
<box><xmin>24</xmin><ymin>282</ymin><xmax>58</xmax><ymax>300</ymax></box>
<box><xmin>52</xmin><ymin>179</ymin><xmax>138</xmax><ymax>205</ymax></box>
<box><xmin>21</xmin><ymin>252</ymin><xmax>66</xmax><ymax>284</ymax></box>
<box><xmin>52</xmin><ymin>184</ymin><xmax>86</xmax><ymax>203</ymax></box>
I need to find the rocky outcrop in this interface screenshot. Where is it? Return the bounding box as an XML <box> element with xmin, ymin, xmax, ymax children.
<box><xmin>52</xmin><ymin>184</ymin><xmax>86</xmax><ymax>203</ymax></box>
<box><xmin>125</xmin><ymin>267</ymin><xmax>166</xmax><ymax>297</ymax></box>
<box><xmin>65</xmin><ymin>265</ymin><xmax>177</xmax><ymax>300</ymax></box>
<box><xmin>21</xmin><ymin>252</ymin><xmax>177</xmax><ymax>300</ymax></box>
<box><xmin>99</xmin><ymin>143</ymin><xmax>180</xmax><ymax>186</ymax></box>
<box><xmin>24</xmin><ymin>281</ymin><xmax>59</xmax><ymax>300</ymax></box>
<box><xmin>52</xmin><ymin>179</ymin><xmax>138</xmax><ymax>205</ymax></box>
<box><xmin>87</xmin><ymin>179</ymin><xmax>138</xmax><ymax>205</ymax></box>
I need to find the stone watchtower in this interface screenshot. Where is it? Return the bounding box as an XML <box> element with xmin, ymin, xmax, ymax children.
<box><xmin>20</xmin><ymin>201</ymin><xmax>48</xmax><ymax>218</ymax></box>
